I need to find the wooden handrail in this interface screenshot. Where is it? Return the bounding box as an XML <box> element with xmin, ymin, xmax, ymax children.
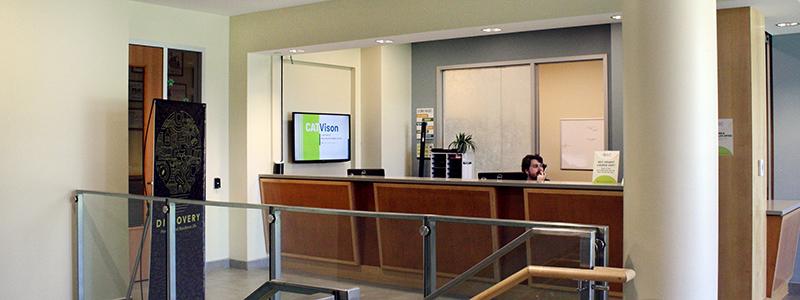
<box><xmin>471</xmin><ymin>266</ymin><xmax>636</xmax><ymax>300</ymax></box>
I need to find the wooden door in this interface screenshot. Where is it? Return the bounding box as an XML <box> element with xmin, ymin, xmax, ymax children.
<box><xmin>130</xmin><ymin>44</ymin><xmax>163</xmax><ymax>196</ymax></box>
<box><xmin>128</xmin><ymin>44</ymin><xmax>163</xmax><ymax>280</ymax></box>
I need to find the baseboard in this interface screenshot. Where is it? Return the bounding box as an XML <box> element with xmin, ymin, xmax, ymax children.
<box><xmin>204</xmin><ymin>257</ymin><xmax>269</xmax><ymax>271</ymax></box>
<box><xmin>205</xmin><ymin>259</ymin><xmax>230</xmax><ymax>271</ymax></box>
<box><xmin>789</xmin><ymin>280</ymin><xmax>800</xmax><ymax>295</ymax></box>
<box><xmin>229</xmin><ymin>257</ymin><xmax>269</xmax><ymax>270</ymax></box>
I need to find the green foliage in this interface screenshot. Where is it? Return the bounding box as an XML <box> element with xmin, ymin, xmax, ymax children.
<box><xmin>448</xmin><ymin>132</ymin><xmax>476</xmax><ymax>153</ymax></box>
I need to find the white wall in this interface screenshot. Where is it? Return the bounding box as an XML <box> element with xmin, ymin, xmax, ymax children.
<box><xmin>127</xmin><ymin>0</ymin><xmax>231</xmax><ymax>263</ymax></box>
<box><xmin>360</xmin><ymin>45</ymin><xmax>414</xmax><ymax>175</ymax></box>
<box><xmin>0</xmin><ymin>0</ymin><xmax>128</xmax><ymax>298</ymax></box>
<box><xmin>278</xmin><ymin>49</ymin><xmax>362</xmax><ymax>174</ymax></box>
<box><xmin>379</xmin><ymin>45</ymin><xmax>413</xmax><ymax>176</ymax></box>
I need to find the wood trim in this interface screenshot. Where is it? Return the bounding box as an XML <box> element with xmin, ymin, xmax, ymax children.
<box><xmin>282</xmin><ymin>253</ymin><xmax>360</xmax><ymax>266</ymax></box>
<box><xmin>523</xmin><ymin>187</ymin><xmax>624</xmax><ymax>292</ymax></box>
<box><xmin>767</xmin><ymin>210</ymin><xmax>800</xmax><ymax>298</ymax></box>
<box><xmin>766</xmin><ymin>215</ymin><xmax>782</xmax><ymax>297</ymax></box>
<box><xmin>373</xmin><ymin>183</ymin><xmax>385</xmax><ymax>272</ymax></box>
<box><xmin>373</xmin><ymin>183</ymin><xmax>500</xmax><ymax>279</ymax></box>
<box><xmin>717</xmin><ymin>7</ymin><xmax>768</xmax><ymax>299</ymax></box>
<box><xmin>472</xmin><ymin>265</ymin><xmax>635</xmax><ymax>300</ymax></box>
<box><xmin>259</xmin><ymin>178</ymin><xmax>360</xmax><ymax>265</ymax></box>
<box><xmin>347</xmin><ymin>182</ymin><xmax>361</xmax><ymax>265</ymax></box>
<box><xmin>523</xmin><ymin>188</ymin><xmax>623</xmax><ymax>197</ymax></box>
<box><xmin>260</xmin><ymin>178</ymin><xmax>354</xmax><ymax>187</ymax></box>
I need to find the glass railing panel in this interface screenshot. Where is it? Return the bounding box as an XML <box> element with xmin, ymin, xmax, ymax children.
<box><xmin>77</xmin><ymin>193</ymin><xmax>160</xmax><ymax>300</ymax></box>
<box><xmin>274</xmin><ymin>213</ymin><xmax>425</xmax><ymax>299</ymax></box>
<box><xmin>202</xmin><ymin>205</ymin><xmax>270</xmax><ymax>299</ymax></box>
<box><xmin>76</xmin><ymin>191</ymin><xmax>608</xmax><ymax>300</ymax></box>
<box><xmin>429</xmin><ymin>221</ymin><xmax>597</xmax><ymax>300</ymax></box>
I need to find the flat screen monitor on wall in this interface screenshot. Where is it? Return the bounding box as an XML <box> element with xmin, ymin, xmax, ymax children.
<box><xmin>292</xmin><ymin>112</ymin><xmax>351</xmax><ymax>163</ymax></box>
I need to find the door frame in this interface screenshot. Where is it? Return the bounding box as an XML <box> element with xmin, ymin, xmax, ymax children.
<box><xmin>129</xmin><ymin>39</ymin><xmax>206</xmax><ymax>101</ymax></box>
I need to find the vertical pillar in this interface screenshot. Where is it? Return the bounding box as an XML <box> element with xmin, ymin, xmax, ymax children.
<box><xmin>623</xmin><ymin>0</ymin><xmax>719</xmax><ymax>299</ymax></box>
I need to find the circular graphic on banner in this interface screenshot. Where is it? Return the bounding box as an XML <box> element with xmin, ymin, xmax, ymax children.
<box><xmin>155</xmin><ymin>111</ymin><xmax>202</xmax><ymax>196</ymax></box>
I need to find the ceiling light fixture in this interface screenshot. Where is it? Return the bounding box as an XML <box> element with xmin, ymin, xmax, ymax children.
<box><xmin>776</xmin><ymin>22</ymin><xmax>799</xmax><ymax>27</ymax></box>
<box><xmin>481</xmin><ymin>27</ymin><xmax>502</xmax><ymax>33</ymax></box>
<box><xmin>288</xmin><ymin>49</ymin><xmax>305</xmax><ymax>53</ymax></box>
<box><xmin>611</xmin><ymin>15</ymin><xmax>623</xmax><ymax>20</ymax></box>
<box><xmin>376</xmin><ymin>39</ymin><xmax>394</xmax><ymax>44</ymax></box>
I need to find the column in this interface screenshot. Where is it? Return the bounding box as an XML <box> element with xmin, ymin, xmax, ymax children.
<box><xmin>623</xmin><ymin>0</ymin><xmax>719</xmax><ymax>298</ymax></box>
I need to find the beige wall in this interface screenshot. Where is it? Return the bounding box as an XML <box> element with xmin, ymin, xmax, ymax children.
<box><xmin>281</xmin><ymin>49</ymin><xmax>361</xmax><ymax>175</ymax></box>
<box><xmin>538</xmin><ymin>59</ymin><xmax>606</xmax><ymax>181</ymax></box>
<box><xmin>0</xmin><ymin>0</ymin><xmax>128</xmax><ymax>298</ymax></box>
<box><xmin>127</xmin><ymin>0</ymin><xmax>231</xmax><ymax>263</ymax></box>
<box><xmin>361</xmin><ymin>47</ymin><xmax>383</xmax><ymax>168</ymax></box>
<box><xmin>228</xmin><ymin>0</ymin><xmax>620</xmax><ymax>196</ymax></box>
<box><xmin>379</xmin><ymin>45</ymin><xmax>413</xmax><ymax>176</ymax></box>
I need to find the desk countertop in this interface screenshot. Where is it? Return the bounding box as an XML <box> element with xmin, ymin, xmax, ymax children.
<box><xmin>259</xmin><ymin>174</ymin><xmax>624</xmax><ymax>191</ymax></box>
<box><xmin>767</xmin><ymin>200</ymin><xmax>800</xmax><ymax>217</ymax></box>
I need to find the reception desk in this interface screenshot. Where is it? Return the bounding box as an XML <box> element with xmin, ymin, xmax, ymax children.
<box><xmin>767</xmin><ymin>200</ymin><xmax>800</xmax><ymax>298</ymax></box>
<box><xmin>258</xmin><ymin>174</ymin><xmax>624</xmax><ymax>292</ymax></box>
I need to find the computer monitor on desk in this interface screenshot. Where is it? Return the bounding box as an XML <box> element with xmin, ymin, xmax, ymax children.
<box><xmin>477</xmin><ymin>172</ymin><xmax>528</xmax><ymax>181</ymax></box>
<box><xmin>347</xmin><ymin>169</ymin><xmax>385</xmax><ymax>176</ymax></box>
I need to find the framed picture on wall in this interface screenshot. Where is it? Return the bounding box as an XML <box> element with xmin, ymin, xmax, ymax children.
<box><xmin>168</xmin><ymin>51</ymin><xmax>183</xmax><ymax>76</ymax></box>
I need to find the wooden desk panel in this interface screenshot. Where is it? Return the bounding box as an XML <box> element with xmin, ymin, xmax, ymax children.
<box><xmin>767</xmin><ymin>211</ymin><xmax>800</xmax><ymax>298</ymax></box>
<box><xmin>352</xmin><ymin>181</ymin><xmax>380</xmax><ymax>266</ymax></box>
<box><xmin>260</xmin><ymin>179</ymin><xmax>359</xmax><ymax>265</ymax></box>
<box><xmin>374</xmin><ymin>183</ymin><xmax>499</xmax><ymax>277</ymax></box>
<box><xmin>524</xmin><ymin>188</ymin><xmax>623</xmax><ymax>291</ymax></box>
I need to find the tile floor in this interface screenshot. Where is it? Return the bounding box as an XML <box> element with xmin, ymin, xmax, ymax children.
<box><xmin>131</xmin><ymin>267</ymin><xmax>601</xmax><ymax>299</ymax></box>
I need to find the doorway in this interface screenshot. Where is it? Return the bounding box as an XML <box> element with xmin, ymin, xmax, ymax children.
<box><xmin>127</xmin><ymin>44</ymin><xmax>203</xmax><ymax>286</ymax></box>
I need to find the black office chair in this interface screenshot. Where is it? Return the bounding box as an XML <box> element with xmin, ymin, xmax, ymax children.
<box><xmin>346</xmin><ymin>169</ymin><xmax>385</xmax><ymax>176</ymax></box>
<box><xmin>477</xmin><ymin>172</ymin><xmax>528</xmax><ymax>180</ymax></box>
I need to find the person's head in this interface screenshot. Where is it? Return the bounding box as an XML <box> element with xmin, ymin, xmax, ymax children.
<box><xmin>521</xmin><ymin>154</ymin><xmax>546</xmax><ymax>179</ymax></box>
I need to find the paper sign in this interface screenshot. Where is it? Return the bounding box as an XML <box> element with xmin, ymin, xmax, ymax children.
<box><xmin>592</xmin><ymin>151</ymin><xmax>620</xmax><ymax>184</ymax></box>
<box><xmin>718</xmin><ymin>119</ymin><xmax>733</xmax><ymax>156</ymax></box>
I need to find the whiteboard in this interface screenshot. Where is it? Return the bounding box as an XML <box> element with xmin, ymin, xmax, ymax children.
<box><xmin>560</xmin><ymin>118</ymin><xmax>605</xmax><ymax>170</ymax></box>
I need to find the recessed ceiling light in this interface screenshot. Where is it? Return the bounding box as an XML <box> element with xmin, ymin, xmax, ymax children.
<box><xmin>611</xmin><ymin>15</ymin><xmax>623</xmax><ymax>20</ymax></box>
<box><xmin>288</xmin><ymin>49</ymin><xmax>305</xmax><ymax>53</ymax></box>
<box><xmin>481</xmin><ymin>27</ymin><xmax>502</xmax><ymax>33</ymax></box>
<box><xmin>776</xmin><ymin>22</ymin><xmax>799</xmax><ymax>27</ymax></box>
<box><xmin>376</xmin><ymin>39</ymin><xmax>394</xmax><ymax>44</ymax></box>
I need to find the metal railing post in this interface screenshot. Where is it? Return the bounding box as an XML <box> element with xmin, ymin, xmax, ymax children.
<box><xmin>269</xmin><ymin>207</ymin><xmax>282</xmax><ymax>281</ymax></box>
<box><xmin>166</xmin><ymin>200</ymin><xmax>177</xmax><ymax>300</ymax></box>
<box><xmin>422</xmin><ymin>217</ymin><xmax>437</xmax><ymax>297</ymax></box>
<box><xmin>593</xmin><ymin>228</ymin><xmax>610</xmax><ymax>299</ymax></box>
<box><xmin>578</xmin><ymin>230</ymin><xmax>596</xmax><ymax>300</ymax></box>
<box><xmin>75</xmin><ymin>193</ymin><xmax>85</xmax><ymax>300</ymax></box>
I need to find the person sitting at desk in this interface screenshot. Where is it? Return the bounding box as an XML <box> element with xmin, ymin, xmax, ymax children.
<box><xmin>521</xmin><ymin>154</ymin><xmax>548</xmax><ymax>182</ymax></box>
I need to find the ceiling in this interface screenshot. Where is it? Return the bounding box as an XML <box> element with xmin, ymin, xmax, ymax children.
<box><xmin>133</xmin><ymin>0</ymin><xmax>800</xmax><ymax>35</ymax></box>
<box><xmin>132</xmin><ymin>0</ymin><xmax>327</xmax><ymax>16</ymax></box>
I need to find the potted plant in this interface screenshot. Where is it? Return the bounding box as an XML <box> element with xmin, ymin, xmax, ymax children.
<box><xmin>449</xmin><ymin>133</ymin><xmax>476</xmax><ymax>154</ymax></box>
<box><xmin>449</xmin><ymin>133</ymin><xmax>477</xmax><ymax>179</ymax></box>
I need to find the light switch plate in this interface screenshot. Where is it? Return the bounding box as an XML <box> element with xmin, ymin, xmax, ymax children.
<box><xmin>758</xmin><ymin>160</ymin><xmax>765</xmax><ymax>177</ymax></box>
